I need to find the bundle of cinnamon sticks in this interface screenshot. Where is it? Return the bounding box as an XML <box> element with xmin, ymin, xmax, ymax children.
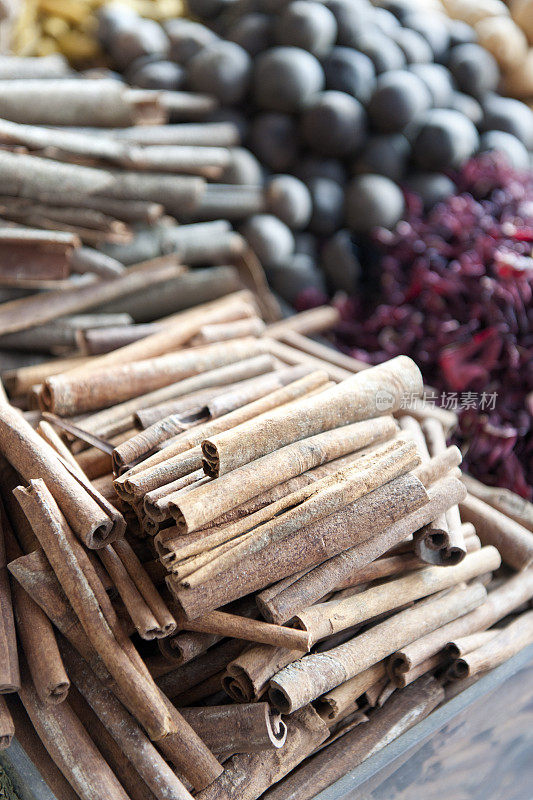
<box><xmin>1</xmin><ymin>273</ymin><xmax>532</xmax><ymax>800</ymax></box>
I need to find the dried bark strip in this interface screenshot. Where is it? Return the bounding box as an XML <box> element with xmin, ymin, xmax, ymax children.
<box><xmin>259</xmin><ymin>475</ymin><xmax>465</xmax><ymax>625</ymax></box>
<box><xmin>222</xmin><ymin>645</ymin><xmax>302</xmax><ymax>703</ymax></box>
<box><xmin>181</xmin><ymin>703</ymin><xmax>286</xmax><ymax>755</ymax></box>
<box><xmin>268</xmin><ymin>583</ymin><xmax>486</xmax><ymax>713</ymax></box>
<box><xmin>459</xmin><ymin>494</ymin><xmax>533</xmax><ymax>570</ymax></box>
<box><xmin>451</xmin><ymin>610</ymin><xmax>533</xmax><ymax>679</ymax></box>
<box><xmin>203</xmin><ymin>356</ymin><xmax>422</xmax><ymax>476</ymax></box>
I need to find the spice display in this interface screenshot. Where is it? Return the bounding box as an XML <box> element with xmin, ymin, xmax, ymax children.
<box><xmin>0</xmin><ymin>267</ymin><xmax>531</xmax><ymax>796</ymax></box>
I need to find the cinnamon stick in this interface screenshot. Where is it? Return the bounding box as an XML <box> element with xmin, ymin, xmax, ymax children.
<box><xmin>190</xmin><ymin>317</ymin><xmax>266</xmax><ymax>346</ymax></box>
<box><xmin>461</xmin><ymin>473</ymin><xmax>533</xmax><ymax>533</ymax></box>
<box><xmin>292</xmin><ymin>547</ymin><xmax>500</xmax><ymax>646</ymax></box>
<box><xmin>268</xmin><ymin>582</ymin><xmax>485</xmax><ymax>712</ymax></box>
<box><xmin>262</xmin><ymin>676</ymin><xmax>444</xmax><ymax>800</ymax></box>
<box><xmin>459</xmin><ymin>494</ymin><xmax>533</xmax><ymax>570</ymax></box>
<box><xmin>0</xmin><ymin>256</ymin><xmax>181</xmax><ymax>335</ymax></box>
<box><xmin>156</xmin><ymin>639</ymin><xmax>247</xmax><ymax>698</ymax></box>
<box><xmin>451</xmin><ymin>610</ymin><xmax>533</xmax><ymax>679</ymax></box>
<box><xmin>181</xmin><ymin>703</ymin><xmax>287</xmax><ymax>755</ymax></box>
<box><xmin>195</xmin><ymin>706</ymin><xmax>329</xmax><ymax>800</ymax></box>
<box><xmin>0</xmin><ymin>402</ymin><xmax>125</xmax><ymax>548</ymax></box>
<box><xmin>170</xmin><ymin>417</ymin><xmax>398</xmax><ymax>534</ymax></box>
<box><xmin>203</xmin><ymin>355</ymin><xmax>423</xmax><ymax>476</ymax></box>
<box><xmin>388</xmin><ymin>569</ymin><xmax>533</xmax><ymax>676</ymax></box>
<box><xmin>115</xmin><ymin>366</ymin><xmax>313</xmax><ymax>472</ymax></box>
<box><xmin>60</xmin><ymin>639</ymin><xmax>194</xmax><ymax>800</ymax></box>
<box><xmin>3</xmin><ymin>504</ymin><xmax>69</xmax><ymax>704</ymax></box>
<box><xmin>315</xmin><ymin>663</ymin><xmax>387</xmax><ymax>722</ymax></box>
<box><xmin>259</xmin><ymin>474</ymin><xmax>466</xmax><ymax>625</ymax></box>
<box><xmin>445</xmin><ymin>629</ymin><xmax>499</xmax><ymax>658</ymax></box>
<box><xmin>41</xmin><ymin>338</ymin><xmax>269</xmax><ymax>415</ymax></box>
<box><xmin>159</xmin><ymin>630</ymin><xmax>222</xmax><ymax>665</ymax></box>
<box><xmin>0</xmin><ymin>495</ymin><xmax>19</xmax><ymax>694</ymax></box>
<box><xmin>181</xmin><ymin>610</ymin><xmax>310</xmax><ymax>651</ymax></box>
<box><xmin>222</xmin><ymin>645</ymin><xmax>302</xmax><ymax>703</ymax></box>
<box><xmin>18</xmin><ymin>661</ymin><xmax>131</xmax><ymax>800</ymax></box>
<box><xmin>0</xmin><ymin>695</ymin><xmax>14</xmax><ymax>749</ymax></box>
<box><xmin>168</xmin><ymin>472</ymin><xmax>428</xmax><ymax>619</ymax></box>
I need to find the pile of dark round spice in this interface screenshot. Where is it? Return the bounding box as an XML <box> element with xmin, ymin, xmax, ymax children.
<box><xmin>299</xmin><ymin>153</ymin><xmax>533</xmax><ymax>497</ymax></box>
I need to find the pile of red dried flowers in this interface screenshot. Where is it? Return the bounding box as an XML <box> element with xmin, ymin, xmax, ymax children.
<box><xmin>301</xmin><ymin>154</ymin><xmax>533</xmax><ymax>497</ymax></box>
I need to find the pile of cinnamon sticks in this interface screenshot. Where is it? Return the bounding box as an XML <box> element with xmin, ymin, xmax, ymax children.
<box><xmin>0</xmin><ymin>277</ymin><xmax>532</xmax><ymax>800</ymax></box>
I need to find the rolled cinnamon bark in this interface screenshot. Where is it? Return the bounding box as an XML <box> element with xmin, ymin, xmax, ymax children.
<box><xmin>2</xmin><ymin>354</ymin><xmax>91</xmax><ymax>398</ymax></box>
<box><xmin>273</xmin><ymin>330</ymin><xmax>369</xmax><ymax>373</ymax></box>
<box><xmin>222</xmin><ymin>645</ymin><xmax>302</xmax><ymax>703</ymax></box>
<box><xmin>3</xmin><ymin>507</ymin><xmax>69</xmax><ymax>704</ymax></box>
<box><xmin>412</xmin><ymin>446</ymin><xmax>462</xmax><ymax>488</ymax></box>
<box><xmin>195</xmin><ymin>706</ymin><xmax>329</xmax><ymax>800</ymax></box>
<box><xmin>459</xmin><ymin>494</ymin><xmax>533</xmax><ymax>570</ymax></box>
<box><xmin>117</xmin><ymin>371</ymin><xmax>329</xmax><ymax>498</ymax></box>
<box><xmin>387</xmin><ymin>569</ymin><xmax>533</xmax><ymax>676</ymax></box>
<box><xmin>181</xmin><ymin>703</ymin><xmax>286</xmax><ymax>755</ymax></box>
<box><xmin>190</xmin><ymin>317</ymin><xmax>266</xmax><ymax>346</ymax></box>
<box><xmin>67</xmin><ymin>289</ymin><xmax>256</xmax><ymax>377</ymax></box>
<box><xmin>0</xmin><ymin>228</ymin><xmax>78</xmax><ymax>282</ymax></box>
<box><xmin>159</xmin><ymin>630</ymin><xmax>222</xmax><ymax>665</ymax></box>
<box><xmin>145</xmin><ymin>470</ymin><xmax>207</xmax><ymax>522</ymax></box>
<box><xmin>0</xmin><ymin>402</ymin><xmax>124</xmax><ymax>548</ymax></box>
<box><xmin>98</xmin><ymin>545</ymin><xmax>174</xmax><ymax>640</ymax></box>
<box><xmin>389</xmin><ymin>653</ymin><xmax>443</xmax><ymax>688</ymax></box>
<box><xmin>268</xmin><ymin>582</ymin><xmax>485</xmax><ymax>713</ymax></box>
<box><xmin>179</xmin><ymin>439</ymin><xmax>419</xmax><ymax>588</ymax></box>
<box><xmin>445</xmin><ymin>629</ymin><xmax>499</xmax><ymax>658</ymax></box>
<box><xmin>0</xmin><ymin>500</ymin><xmax>19</xmax><ymax>693</ymax></box>
<box><xmin>262</xmin><ymin>676</ymin><xmax>444</xmax><ymax>800</ymax></box>
<box><xmin>266</xmin><ymin>307</ymin><xmax>341</xmax><ymax>339</ymax></box>
<box><xmin>115</xmin><ymin>367</ymin><xmax>312</xmax><ymax>472</ymax></box>
<box><xmin>461</xmin><ymin>473</ymin><xmax>533</xmax><ymax>533</ymax></box>
<box><xmin>79</xmin><ymin>323</ymin><xmax>162</xmax><ymax>355</ymax></box>
<box><xmin>60</xmin><ymin>640</ymin><xmax>194</xmax><ymax>800</ymax></box>
<box><xmin>67</xmin><ymin>686</ymin><xmax>159</xmax><ymax>800</ymax></box>
<box><xmin>114</xmin><ymin>122</ymin><xmax>240</xmax><ymax>147</ymax></box>
<box><xmin>14</xmin><ymin>480</ymin><xmax>173</xmax><ymax>740</ymax></box>
<box><xmin>327</xmin><ymin>553</ymin><xmax>424</xmax><ymax>592</ymax></box>
<box><xmin>0</xmin><ymin>695</ymin><xmax>14</xmax><ymax>749</ymax></box>
<box><xmin>315</xmin><ymin>663</ymin><xmax>386</xmax><ymax>722</ymax></box>
<box><xmin>41</xmin><ymin>338</ymin><xmax>268</xmax><ymax>415</ymax></box>
<box><xmin>181</xmin><ymin>610</ymin><xmax>310</xmax><ymax>651</ymax></box>
<box><xmin>18</xmin><ymin>662</ymin><xmax>131</xmax><ymax>800</ymax></box>
<box><xmin>80</xmin><ymin>354</ymin><xmax>273</xmax><ymax>440</ymax></box>
<box><xmin>0</xmin><ymin>256</ymin><xmax>181</xmax><ymax>335</ymax></box>
<box><xmin>292</xmin><ymin>547</ymin><xmax>501</xmax><ymax>646</ymax></box>
<box><xmin>259</xmin><ymin>475</ymin><xmax>466</xmax><ymax>625</ymax></box>
<box><xmin>451</xmin><ymin>610</ymin><xmax>533</xmax><ymax>679</ymax></box>
<box><xmin>203</xmin><ymin>356</ymin><xmax>423</xmax><ymax>476</ymax></box>
<box><xmin>170</xmin><ymin>417</ymin><xmax>398</xmax><ymax>534</ymax></box>
<box><xmin>168</xmin><ymin>472</ymin><xmax>428</xmax><ymax>619</ymax></box>
<box><xmin>156</xmin><ymin>639</ymin><xmax>247</xmax><ymax>697</ymax></box>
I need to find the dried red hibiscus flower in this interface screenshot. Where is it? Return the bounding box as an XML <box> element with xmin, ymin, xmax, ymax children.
<box><xmin>307</xmin><ymin>154</ymin><xmax>532</xmax><ymax>497</ymax></box>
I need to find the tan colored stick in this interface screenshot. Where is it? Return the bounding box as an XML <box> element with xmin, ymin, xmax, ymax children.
<box><xmin>459</xmin><ymin>494</ymin><xmax>533</xmax><ymax>570</ymax></box>
<box><xmin>0</xmin><ymin>501</ymin><xmax>19</xmax><ymax>693</ymax></box>
<box><xmin>275</xmin><ymin>330</ymin><xmax>369</xmax><ymax>373</ymax></box>
<box><xmin>389</xmin><ymin>569</ymin><xmax>533</xmax><ymax>675</ymax></box>
<box><xmin>461</xmin><ymin>473</ymin><xmax>533</xmax><ymax>533</ymax></box>
<box><xmin>181</xmin><ymin>703</ymin><xmax>286</xmax><ymax>756</ymax></box>
<box><xmin>412</xmin><ymin>446</ymin><xmax>462</xmax><ymax>487</ymax></box>
<box><xmin>190</xmin><ymin>317</ymin><xmax>266</xmax><ymax>346</ymax></box>
<box><xmin>266</xmin><ymin>307</ymin><xmax>340</xmax><ymax>338</ymax></box>
<box><xmin>268</xmin><ymin>582</ymin><xmax>486</xmax><ymax>713</ymax></box>
<box><xmin>315</xmin><ymin>663</ymin><xmax>386</xmax><ymax>722</ymax></box>
<box><xmin>203</xmin><ymin>356</ymin><xmax>423</xmax><ymax>477</ymax></box>
<box><xmin>41</xmin><ymin>338</ymin><xmax>269</xmax><ymax>415</ymax></box>
<box><xmin>168</xmin><ymin>472</ymin><xmax>428</xmax><ymax>620</ymax></box>
<box><xmin>0</xmin><ymin>402</ymin><xmax>125</xmax><ymax>548</ymax></box>
<box><xmin>195</xmin><ymin>706</ymin><xmax>329</xmax><ymax>800</ymax></box>
<box><xmin>222</xmin><ymin>645</ymin><xmax>302</xmax><ymax>703</ymax></box>
<box><xmin>181</xmin><ymin>610</ymin><xmax>310</xmax><ymax>651</ymax></box>
<box><xmin>80</xmin><ymin>354</ymin><xmax>274</xmax><ymax>440</ymax></box>
<box><xmin>0</xmin><ymin>695</ymin><xmax>14</xmax><ymax>749</ymax></box>
<box><xmin>115</xmin><ymin>366</ymin><xmax>311</xmax><ymax>472</ymax></box>
<box><xmin>63</xmin><ymin>290</ymin><xmax>256</xmax><ymax>378</ymax></box>
<box><xmin>18</xmin><ymin>662</ymin><xmax>132</xmax><ymax>800</ymax></box>
<box><xmin>445</xmin><ymin>629</ymin><xmax>499</xmax><ymax>658</ymax></box>
<box><xmin>3</xmin><ymin>509</ymin><xmax>69</xmax><ymax>704</ymax></box>
<box><xmin>2</xmin><ymin>355</ymin><xmax>91</xmax><ymax>397</ymax></box>
<box><xmin>262</xmin><ymin>676</ymin><xmax>444</xmax><ymax>800</ymax></box>
<box><xmin>14</xmin><ymin>480</ymin><xmax>173</xmax><ymax>741</ymax></box>
<box><xmin>292</xmin><ymin>547</ymin><xmax>501</xmax><ymax>646</ymax></box>
<box><xmin>0</xmin><ymin>258</ymin><xmax>181</xmax><ymax>335</ymax></box>
<box><xmin>169</xmin><ymin>417</ymin><xmax>398</xmax><ymax>534</ymax></box>
<box><xmin>60</xmin><ymin>640</ymin><xmax>194</xmax><ymax>800</ymax></box>
<box><xmin>179</xmin><ymin>440</ymin><xmax>420</xmax><ymax>588</ymax></box>
<box><xmin>451</xmin><ymin>610</ymin><xmax>533</xmax><ymax>679</ymax></box>
<box><xmin>259</xmin><ymin>475</ymin><xmax>466</xmax><ymax>625</ymax></box>
<box><xmin>116</xmin><ymin>371</ymin><xmax>329</xmax><ymax>498</ymax></box>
